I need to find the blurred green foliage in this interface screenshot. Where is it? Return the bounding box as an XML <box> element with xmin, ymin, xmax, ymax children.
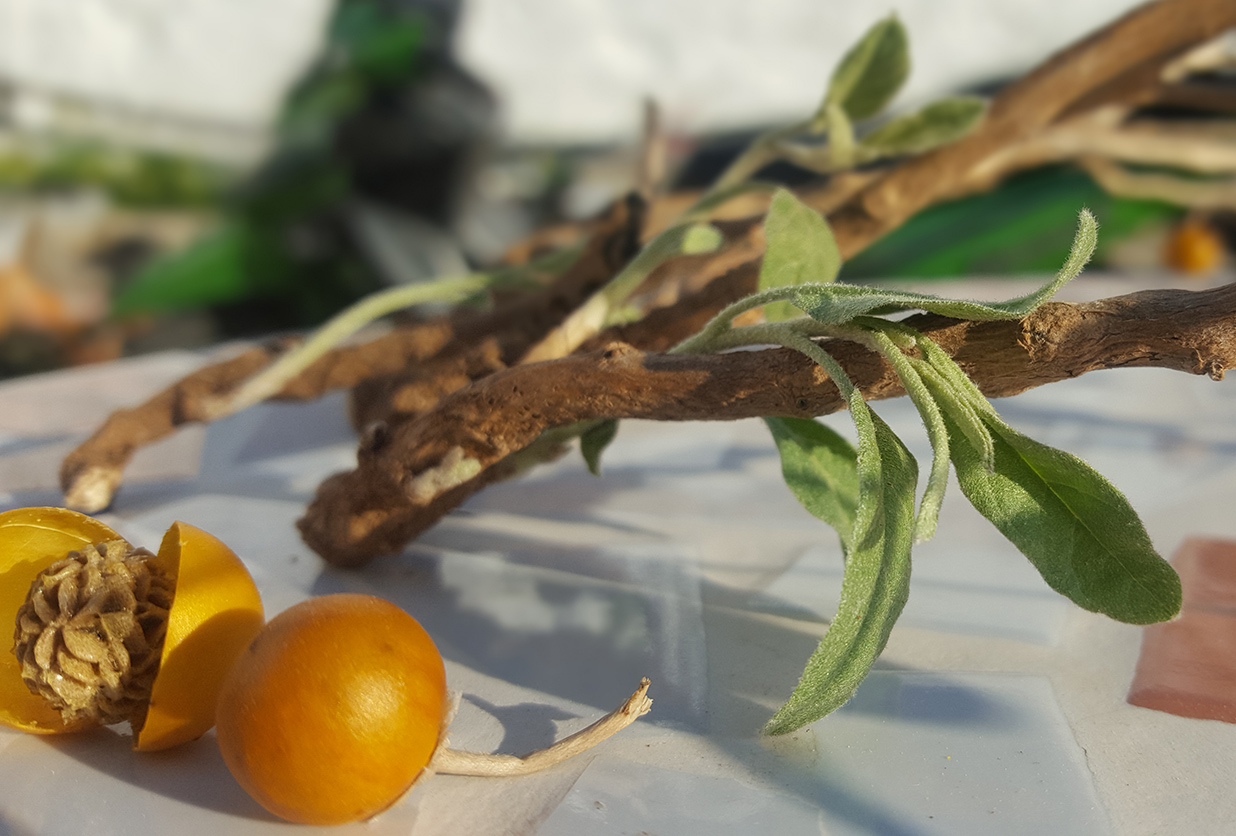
<box><xmin>841</xmin><ymin>165</ymin><xmax>1181</xmax><ymax>280</ymax></box>
<box><xmin>0</xmin><ymin>143</ymin><xmax>229</xmax><ymax>208</ymax></box>
<box><xmin>111</xmin><ymin>0</ymin><xmax>428</xmax><ymax>328</ymax></box>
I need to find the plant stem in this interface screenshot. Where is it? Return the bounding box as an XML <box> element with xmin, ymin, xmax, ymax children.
<box><xmin>201</xmin><ymin>273</ymin><xmax>492</xmax><ymax>420</ymax></box>
<box><xmin>430</xmin><ymin>678</ymin><xmax>652</xmax><ymax>778</ymax></box>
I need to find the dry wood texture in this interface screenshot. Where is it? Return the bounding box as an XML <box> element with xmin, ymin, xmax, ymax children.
<box><xmin>58</xmin><ymin>0</ymin><xmax>1236</xmax><ymax>567</ymax></box>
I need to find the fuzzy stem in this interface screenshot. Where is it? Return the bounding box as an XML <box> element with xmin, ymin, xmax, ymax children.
<box><xmin>200</xmin><ymin>273</ymin><xmax>493</xmax><ymax>420</ymax></box>
<box><xmin>430</xmin><ymin>678</ymin><xmax>652</xmax><ymax>778</ymax></box>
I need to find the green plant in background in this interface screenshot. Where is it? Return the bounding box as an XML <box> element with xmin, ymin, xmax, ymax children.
<box><xmin>0</xmin><ymin>143</ymin><xmax>229</xmax><ymax>208</ymax></box>
<box><xmin>110</xmin><ymin>0</ymin><xmax>430</xmax><ymax>327</ymax></box>
<box><xmin>841</xmin><ymin>165</ymin><xmax>1182</xmax><ymax>280</ymax></box>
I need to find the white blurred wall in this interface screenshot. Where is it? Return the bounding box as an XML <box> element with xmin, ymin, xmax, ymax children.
<box><xmin>0</xmin><ymin>0</ymin><xmax>333</xmax><ymax>162</ymax></box>
<box><xmin>0</xmin><ymin>0</ymin><xmax>1152</xmax><ymax>157</ymax></box>
<box><xmin>455</xmin><ymin>0</ymin><xmax>1150</xmax><ymax>143</ymax></box>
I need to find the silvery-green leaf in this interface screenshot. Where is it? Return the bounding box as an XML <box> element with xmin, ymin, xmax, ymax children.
<box><xmin>764</xmin><ymin>396</ymin><xmax>916</xmax><ymax>734</ymax></box>
<box><xmin>793</xmin><ymin>209</ymin><xmax>1097</xmax><ymax>324</ymax></box>
<box><xmin>864</xmin><ymin>328</ymin><xmax>950</xmax><ymax>543</ymax></box>
<box><xmin>946</xmin><ymin>409</ymin><xmax>1181</xmax><ymax>625</ymax></box>
<box><xmin>861</xmin><ymin>96</ymin><xmax>987</xmax><ymax>157</ymax></box>
<box><xmin>765</xmin><ymin>416</ymin><xmax>859</xmax><ymax>548</ymax></box>
<box><xmin>825</xmin><ymin>16</ymin><xmax>910</xmax><ymax>121</ymax></box>
<box><xmin>759</xmin><ymin>189</ymin><xmax>842</xmax><ymax>321</ymax></box>
<box><xmin>580</xmin><ymin>419</ymin><xmax>619</xmax><ymax>476</ymax></box>
<box><xmin>913</xmin><ymin>354</ymin><xmax>995</xmax><ymax>472</ymax></box>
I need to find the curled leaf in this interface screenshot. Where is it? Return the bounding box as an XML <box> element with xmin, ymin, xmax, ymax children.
<box><xmin>793</xmin><ymin>209</ymin><xmax>1097</xmax><ymax>324</ymax></box>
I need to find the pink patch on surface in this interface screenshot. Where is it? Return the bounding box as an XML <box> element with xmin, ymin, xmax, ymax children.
<box><xmin>1128</xmin><ymin>537</ymin><xmax>1236</xmax><ymax>723</ymax></box>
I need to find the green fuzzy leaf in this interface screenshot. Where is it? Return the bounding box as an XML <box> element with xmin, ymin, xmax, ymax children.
<box><xmin>913</xmin><ymin>354</ymin><xmax>995</xmax><ymax>473</ymax></box>
<box><xmin>825</xmin><ymin>16</ymin><xmax>910</xmax><ymax>121</ymax></box>
<box><xmin>863</xmin><ymin>328</ymin><xmax>950</xmax><ymax>543</ymax></box>
<box><xmin>580</xmin><ymin>419</ymin><xmax>619</xmax><ymax>476</ymax></box>
<box><xmin>765</xmin><ymin>416</ymin><xmax>860</xmax><ymax>548</ymax></box>
<box><xmin>861</xmin><ymin>96</ymin><xmax>987</xmax><ymax>157</ymax></box>
<box><xmin>946</xmin><ymin>409</ymin><xmax>1181</xmax><ymax>624</ymax></box>
<box><xmin>764</xmin><ymin>397</ymin><xmax>917</xmax><ymax>734</ymax></box>
<box><xmin>681</xmin><ymin>222</ymin><xmax>725</xmax><ymax>255</ymax></box>
<box><xmin>759</xmin><ymin>189</ymin><xmax>842</xmax><ymax>321</ymax></box>
<box><xmin>794</xmin><ymin>209</ymin><xmax>1097</xmax><ymax>324</ymax></box>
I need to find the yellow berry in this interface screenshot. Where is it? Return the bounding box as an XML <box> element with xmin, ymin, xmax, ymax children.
<box><xmin>215</xmin><ymin>593</ymin><xmax>447</xmax><ymax>825</ymax></box>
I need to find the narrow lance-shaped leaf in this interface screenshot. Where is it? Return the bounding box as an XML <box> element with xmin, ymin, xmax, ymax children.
<box><xmin>917</xmin><ymin>345</ymin><xmax>1181</xmax><ymax>625</ymax></box>
<box><xmin>860</xmin><ymin>96</ymin><xmax>987</xmax><ymax>157</ymax></box>
<box><xmin>824</xmin><ymin>16</ymin><xmax>910</xmax><ymax>121</ymax></box>
<box><xmin>863</xmin><ymin>326</ymin><xmax>950</xmax><ymax>543</ymax></box>
<box><xmin>764</xmin><ymin>416</ymin><xmax>860</xmax><ymax>548</ymax></box>
<box><xmin>764</xmin><ymin>394</ymin><xmax>917</xmax><ymax>735</ymax></box>
<box><xmin>910</xmin><ymin>351</ymin><xmax>994</xmax><ymax>472</ymax></box>
<box><xmin>759</xmin><ymin>189</ymin><xmax>843</xmax><ymax>322</ymax></box>
<box><xmin>793</xmin><ymin>209</ymin><xmax>1097</xmax><ymax>325</ymax></box>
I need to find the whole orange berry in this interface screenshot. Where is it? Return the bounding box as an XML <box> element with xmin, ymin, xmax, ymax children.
<box><xmin>215</xmin><ymin>593</ymin><xmax>447</xmax><ymax>825</ymax></box>
<box><xmin>1165</xmin><ymin>220</ymin><xmax>1225</xmax><ymax>276</ymax></box>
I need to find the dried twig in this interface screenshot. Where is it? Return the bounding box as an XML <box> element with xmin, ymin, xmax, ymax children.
<box><xmin>299</xmin><ymin>283</ymin><xmax>1236</xmax><ymax>566</ymax></box>
<box><xmin>59</xmin><ymin>0</ymin><xmax>1236</xmax><ymax>529</ymax></box>
<box><xmin>61</xmin><ymin>197</ymin><xmax>645</xmax><ymax>512</ymax></box>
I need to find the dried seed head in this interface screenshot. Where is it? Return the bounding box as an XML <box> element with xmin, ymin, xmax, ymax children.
<box><xmin>12</xmin><ymin>539</ymin><xmax>174</xmax><ymax>728</ymax></box>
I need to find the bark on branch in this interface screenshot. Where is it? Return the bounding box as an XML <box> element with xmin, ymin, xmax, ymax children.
<box><xmin>298</xmin><ymin>282</ymin><xmax>1236</xmax><ymax>567</ymax></box>
<box><xmin>56</xmin><ymin>0</ymin><xmax>1236</xmax><ymax>534</ymax></box>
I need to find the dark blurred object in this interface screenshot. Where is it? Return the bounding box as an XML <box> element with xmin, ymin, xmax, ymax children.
<box><xmin>112</xmin><ymin>0</ymin><xmax>494</xmax><ymax>337</ymax></box>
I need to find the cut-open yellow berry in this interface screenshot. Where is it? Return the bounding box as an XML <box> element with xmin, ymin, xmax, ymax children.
<box><xmin>0</xmin><ymin>507</ymin><xmax>265</xmax><ymax>751</ymax></box>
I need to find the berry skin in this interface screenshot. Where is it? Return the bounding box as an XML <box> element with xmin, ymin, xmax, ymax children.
<box><xmin>215</xmin><ymin>593</ymin><xmax>447</xmax><ymax>825</ymax></box>
<box><xmin>1165</xmin><ymin>220</ymin><xmax>1225</xmax><ymax>276</ymax></box>
<box><xmin>0</xmin><ymin>508</ymin><xmax>263</xmax><ymax>750</ymax></box>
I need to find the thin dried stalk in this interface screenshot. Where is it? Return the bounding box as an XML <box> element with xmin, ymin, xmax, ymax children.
<box><xmin>431</xmin><ymin>678</ymin><xmax>652</xmax><ymax>778</ymax></box>
<box><xmin>61</xmin><ymin>197</ymin><xmax>645</xmax><ymax>512</ymax></box>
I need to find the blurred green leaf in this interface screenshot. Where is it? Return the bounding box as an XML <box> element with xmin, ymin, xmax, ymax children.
<box><xmin>841</xmin><ymin>165</ymin><xmax>1180</xmax><ymax>280</ymax></box>
<box><xmin>825</xmin><ymin>16</ymin><xmax>910</xmax><ymax>121</ymax></box>
<box><xmin>111</xmin><ymin>222</ymin><xmax>254</xmax><ymax>315</ymax></box>
<box><xmin>861</xmin><ymin>96</ymin><xmax>987</xmax><ymax>157</ymax></box>
<box><xmin>580</xmin><ymin>419</ymin><xmax>619</xmax><ymax>476</ymax></box>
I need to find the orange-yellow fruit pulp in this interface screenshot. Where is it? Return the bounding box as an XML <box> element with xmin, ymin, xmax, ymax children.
<box><xmin>0</xmin><ymin>509</ymin><xmax>265</xmax><ymax>749</ymax></box>
<box><xmin>215</xmin><ymin>593</ymin><xmax>447</xmax><ymax>825</ymax></box>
